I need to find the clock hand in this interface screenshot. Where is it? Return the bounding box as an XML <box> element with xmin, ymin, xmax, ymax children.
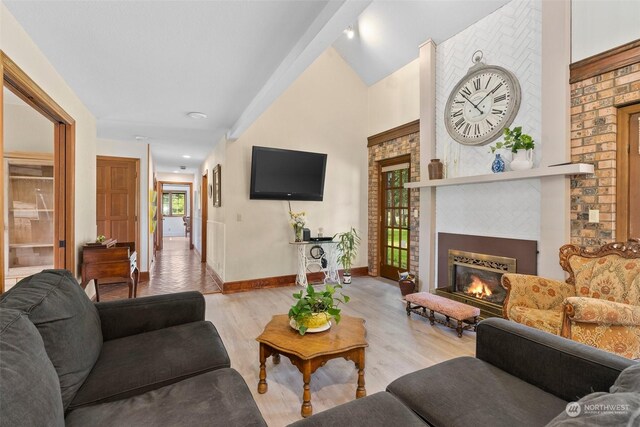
<box><xmin>460</xmin><ymin>93</ymin><xmax>483</xmax><ymax>115</ymax></box>
<box><xmin>476</xmin><ymin>84</ymin><xmax>502</xmax><ymax>109</ymax></box>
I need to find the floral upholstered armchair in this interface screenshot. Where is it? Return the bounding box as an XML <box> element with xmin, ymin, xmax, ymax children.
<box><xmin>502</xmin><ymin>241</ymin><xmax>640</xmax><ymax>359</ymax></box>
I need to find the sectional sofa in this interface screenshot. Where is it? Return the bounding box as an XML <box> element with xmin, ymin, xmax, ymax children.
<box><xmin>0</xmin><ymin>269</ymin><xmax>266</xmax><ymax>426</ymax></box>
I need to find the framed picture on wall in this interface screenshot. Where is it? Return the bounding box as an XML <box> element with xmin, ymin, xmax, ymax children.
<box><xmin>213</xmin><ymin>164</ymin><xmax>221</xmax><ymax>207</ymax></box>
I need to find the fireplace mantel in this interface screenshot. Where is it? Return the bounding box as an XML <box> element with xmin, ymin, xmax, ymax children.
<box><xmin>405</xmin><ymin>163</ymin><xmax>594</xmax><ymax>189</ymax></box>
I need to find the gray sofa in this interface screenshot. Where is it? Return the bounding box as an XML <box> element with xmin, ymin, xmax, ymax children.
<box><xmin>290</xmin><ymin>318</ymin><xmax>638</xmax><ymax>427</ymax></box>
<box><xmin>0</xmin><ymin>269</ymin><xmax>266</xmax><ymax>427</ymax></box>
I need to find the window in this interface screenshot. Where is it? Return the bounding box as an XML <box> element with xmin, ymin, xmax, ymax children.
<box><xmin>162</xmin><ymin>192</ymin><xmax>186</xmax><ymax>216</ymax></box>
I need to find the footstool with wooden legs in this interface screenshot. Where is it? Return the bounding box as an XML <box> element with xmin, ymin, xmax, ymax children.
<box><xmin>405</xmin><ymin>292</ymin><xmax>480</xmax><ymax>337</ymax></box>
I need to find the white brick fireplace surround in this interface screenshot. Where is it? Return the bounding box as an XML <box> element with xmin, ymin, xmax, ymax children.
<box><xmin>416</xmin><ymin>0</ymin><xmax>572</xmax><ymax>291</ymax></box>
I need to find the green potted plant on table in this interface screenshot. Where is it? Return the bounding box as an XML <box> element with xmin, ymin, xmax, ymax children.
<box><xmin>288</xmin><ymin>284</ymin><xmax>350</xmax><ymax>335</ymax></box>
<box><xmin>490</xmin><ymin>126</ymin><xmax>535</xmax><ymax>171</ymax></box>
<box><xmin>334</xmin><ymin>227</ymin><xmax>361</xmax><ymax>284</ymax></box>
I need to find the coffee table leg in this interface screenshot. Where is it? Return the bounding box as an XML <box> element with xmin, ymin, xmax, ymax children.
<box><xmin>356</xmin><ymin>349</ymin><xmax>366</xmax><ymax>398</ymax></box>
<box><xmin>258</xmin><ymin>343</ymin><xmax>268</xmax><ymax>394</ymax></box>
<box><xmin>301</xmin><ymin>360</ymin><xmax>312</xmax><ymax>418</ymax></box>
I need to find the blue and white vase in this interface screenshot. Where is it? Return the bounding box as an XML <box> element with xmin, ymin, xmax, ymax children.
<box><xmin>491</xmin><ymin>154</ymin><xmax>505</xmax><ymax>173</ymax></box>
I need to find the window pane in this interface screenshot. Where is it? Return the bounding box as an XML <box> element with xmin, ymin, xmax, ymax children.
<box><xmin>162</xmin><ymin>194</ymin><xmax>171</xmax><ymax>216</ymax></box>
<box><xmin>387</xmin><ymin>228</ymin><xmax>392</xmax><ymax>246</ymax></box>
<box><xmin>393</xmin><ymin>248</ymin><xmax>400</xmax><ymax>267</ymax></box>
<box><xmin>400</xmin><ymin>250</ymin><xmax>408</xmax><ymax>269</ymax></box>
<box><xmin>400</xmin><ymin>229</ymin><xmax>408</xmax><ymax>248</ymax></box>
<box><xmin>393</xmin><ymin>229</ymin><xmax>400</xmax><ymax>248</ymax></box>
<box><xmin>386</xmin><ymin>209</ymin><xmax>393</xmax><ymax>226</ymax></box>
<box><xmin>400</xmin><ymin>209</ymin><xmax>409</xmax><ymax>227</ymax></box>
<box><xmin>401</xmin><ymin>168</ymin><xmax>408</xmax><ymax>184</ymax></box>
<box><xmin>387</xmin><ymin>247</ymin><xmax>392</xmax><ymax>264</ymax></box>
<box><xmin>171</xmin><ymin>193</ymin><xmax>185</xmax><ymax>216</ymax></box>
<box><xmin>386</xmin><ymin>190</ymin><xmax>393</xmax><ymax>207</ymax></box>
<box><xmin>385</xmin><ymin>172</ymin><xmax>393</xmax><ymax>188</ymax></box>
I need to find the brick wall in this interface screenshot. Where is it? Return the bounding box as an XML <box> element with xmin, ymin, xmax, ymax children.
<box><xmin>367</xmin><ymin>132</ymin><xmax>420</xmax><ymax>278</ymax></box>
<box><xmin>570</xmin><ymin>62</ymin><xmax>640</xmax><ymax>249</ymax></box>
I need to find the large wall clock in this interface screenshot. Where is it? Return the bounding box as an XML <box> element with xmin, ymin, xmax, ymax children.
<box><xmin>444</xmin><ymin>51</ymin><xmax>521</xmax><ymax>146</ymax></box>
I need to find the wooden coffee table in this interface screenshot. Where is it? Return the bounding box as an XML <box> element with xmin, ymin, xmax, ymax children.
<box><xmin>256</xmin><ymin>314</ymin><xmax>368</xmax><ymax>418</ymax></box>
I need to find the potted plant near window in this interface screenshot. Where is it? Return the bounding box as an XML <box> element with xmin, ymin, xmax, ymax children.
<box><xmin>334</xmin><ymin>227</ymin><xmax>361</xmax><ymax>284</ymax></box>
<box><xmin>288</xmin><ymin>284</ymin><xmax>349</xmax><ymax>335</ymax></box>
<box><xmin>490</xmin><ymin>126</ymin><xmax>535</xmax><ymax>171</ymax></box>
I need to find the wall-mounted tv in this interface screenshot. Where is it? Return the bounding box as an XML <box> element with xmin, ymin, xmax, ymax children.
<box><xmin>250</xmin><ymin>146</ymin><xmax>327</xmax><ymax>201</ymax></box>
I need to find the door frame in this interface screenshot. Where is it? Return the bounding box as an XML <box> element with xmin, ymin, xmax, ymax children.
<box><xmin>96</xmin><ymin>155</ymin><xmax>140</xmax><ymax>270</ymax></box>
<box><xmin>616</xmin><ymin>103</ymin><xmax>640</xmax><ymax>241</ymax></box>
<box><xmin>157</xmin><ymin>180</ymin><xmax>193</xmax><ymax>250</ymax></box>
<box><xmin>378</xmin><ymin>154</ymin><xmax>411</xmax><ymax>280</ymax></box>
<box><xmin>201</xmin><ymin>170</ymin><xmax>208</xmax><ymax>263</ymax></box>
<box><xmin>1</xmin><ymin>51</ymin><xmax>76</xmax><ymax>290</ymax></box>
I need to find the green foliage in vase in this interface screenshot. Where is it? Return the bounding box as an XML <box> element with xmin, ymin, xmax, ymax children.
<box><xmin>288</xmin><ymin>284</ymin><xmax>349</xmax><ymax>335</ymax></box>
<box><xmin>334</xmin><ymin>227</ymin><xmax>361</xmax><ymax>275</ymax></box>
<box><xmin>490</xmin><ymin>126</ymin><xmax>535</xmax><ymax>153</ymax></box>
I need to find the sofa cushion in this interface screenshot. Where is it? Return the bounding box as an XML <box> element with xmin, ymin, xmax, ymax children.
<box><xmin>0</xmin><ymin>269</ymin><xmax>102</xmax><ymax>409</ymax></box>
<box><xmin>509</xmin><ymin>306</ymin><xmax>562</xmax><ymax>335</ymax></box>
<box><xmin>287</xmin><ymin>392</ymin><xmax>426</xmax><ymax>427</ymax></box>
<box><xmin>0</xmin><ymin>308</ymin><xmax>65</xmax><ymax>427</ymax></box>
<box><xmin>387</xmin><ymin>357</ymin><xmax>567</xmax><ymax>427</ymax></box>
<box><xmin>65</xmin><ymin>368</ymin><xmax>266</xmax><ymax>427</ymax></box>
<box><xmin>569</xmin><ymin>255</ymin><xmax>640</xmax><ymax>304</ymax></box>
<box><xmin>69</xmin><ymin>320</ymin><xmax>230</xmax><ymax>409</ymax></box>
<box><xmin>545</xmin><ymin>391</ymin><xmax>640</xmax><ymax>426</ymax></box>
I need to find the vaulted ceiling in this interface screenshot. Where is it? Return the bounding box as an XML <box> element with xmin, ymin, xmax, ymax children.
<box><xmin>4</xmin><ymin>0</ymin><xmax>510</xmax><ymax>172</ymax></box>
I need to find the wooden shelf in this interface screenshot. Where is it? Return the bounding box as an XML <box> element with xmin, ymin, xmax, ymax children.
<box><xmin>405</xmin><ymin>163</ymin><xmax>594</xmax><ymax>189</ymax></box>
<box><xmin>9</xmin><ymin>243</ymin><xmax>54</xmax><ymax>248</ymax></box>
<box><xmin>9</xmin><ymin>176</ymin><xmax>54</xmax><ymax>180</ymax></box>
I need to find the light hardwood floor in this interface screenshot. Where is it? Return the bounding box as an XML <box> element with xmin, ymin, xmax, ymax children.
<box><xmin>204</xmin><ymin>276</ymin><xmax>476</xmax><ymax>427</ymax></box>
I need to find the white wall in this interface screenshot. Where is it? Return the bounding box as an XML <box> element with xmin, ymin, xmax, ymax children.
<box><xmin>572</xmin><ymin>0</ymin><xmax>640</xmax><ymax>62</ymax></box>
<box><xmin>367</xmin><ymin>59</ymin><xmax>419</xmax><ymax>136</ymax></box>
<box><xmin>434</xmin><ymin>0</ymin><xmax>542</xmax><ymax>243</ymax></box>
<box><xmin>200</xmin><ymin>138</ymin><xmax>225</xmax><ymax>276</ymax></box>
<box><xmin>200</xmin><ymin>48</ymin><xmax>368</xmax><ymax>283</ymax></box>
<box><xmin>96</xmin><ymin>139</ymin><xmax>149</xmax><ymax>272</ymax></box>
<box><xmin>1</xmin><ymin>2</ymin><xmax>98</xmax><ymax>279</ymax></box>
<box><xmin>3</xmin><ymin>96</ymin><xmax>53</xmax><ymax>153</ymax></box>
<box><xmin>162</xmin><ymin>184</ymin><xmax>190</xmax><ymax>237</ymax></box>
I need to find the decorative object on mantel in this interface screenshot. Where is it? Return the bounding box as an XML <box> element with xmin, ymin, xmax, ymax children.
<box><xmin>288</xmin><ymin>284</ymin><xmax>349</xmax><ymax>335</ymax></box>
<box><xmin>491</xmin><ymin>153</ymin><xmax>506</xmax><ymax>173</ymax></box>
<box><xmin>490</xmin><ymin>126</ymin><xmax>535</xmax><ymax>171</ymax></box>
<box><xmin>444</xmin><ymin>50</ymin><xmax>522</xmax><ymax>146</ymax></box>
<box><xmin>334</xmin><ymin>227</ymin><xmax>361</xmax><ymax>284</ymax></box>
<box><xmin>289</xmin><ymin>210</ymin><xmax>307</xmax><ymax>242</ymax></box>
<box><xmin>428</xmin><ymin>159</ymin><xmax>444</xmax><ymax>180</ymax></box>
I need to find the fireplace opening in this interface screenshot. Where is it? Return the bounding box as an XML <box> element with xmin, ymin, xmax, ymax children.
<box><xmin>453</xmin><ymin>265</ymin><xmax>506</xmax><ymax>305</ymax></box>
<box><xmin>448</xmin><ymin>250</ymin><xmax>516</xmax><ymax>307</ymax></box>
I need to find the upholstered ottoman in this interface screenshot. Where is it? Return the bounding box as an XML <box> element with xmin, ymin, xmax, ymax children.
<box><xmin>406</xmin><ymin>292</ymin><xmax>480</xmax><ymax>337</ymax></box>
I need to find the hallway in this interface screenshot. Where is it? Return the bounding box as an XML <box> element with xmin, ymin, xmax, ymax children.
<box><xmin>97</xmin><ymin>237</ymin><xmax>221</xmax><ymax>302</ymax></box>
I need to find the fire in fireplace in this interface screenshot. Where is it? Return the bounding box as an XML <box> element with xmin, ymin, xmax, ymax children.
<box><xmin>448</xmin><ymin>250</ymin><xmax>516</xmax><ymax>307</ymax></box>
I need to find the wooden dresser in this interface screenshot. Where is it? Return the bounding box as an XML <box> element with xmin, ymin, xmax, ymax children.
<box><xmin>81</xmin><ymin>240</ymin><xmax>139</xmax><ymax>301</ymax></box>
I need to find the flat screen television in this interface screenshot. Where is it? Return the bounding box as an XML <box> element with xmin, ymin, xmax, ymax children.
<box><xmin>250</xmin><ymin>146</ymin><xmax>327</xmax><ymax>201</ymax></box>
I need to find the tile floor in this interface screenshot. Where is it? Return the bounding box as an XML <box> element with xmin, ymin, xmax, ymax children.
<box><xmin>97</xmin><ymin>237</ymin><xmax>221</xmax><ymax>302</ymax></box>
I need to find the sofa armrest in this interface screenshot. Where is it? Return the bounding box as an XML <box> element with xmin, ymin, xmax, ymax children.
<box><xmin>476</xmin><ymin>318</ymin><xmax>634</xmax><ymax>402</ymax></box>
<box><xmin>95</xmin><ymin>292</ymin><xmax>205</xmax><ymax>341</ymax></box>
<box><xmin>564</xmin><ymin>297</ymin><xmax>640</xmax><ymax>326</ymax></box>
<box><xmin>502</xmin><ymin>273</ymin><xmax>575</xmax><ymax>318</ymax></box>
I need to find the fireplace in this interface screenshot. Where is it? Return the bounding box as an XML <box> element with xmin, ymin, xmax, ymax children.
<box><xmin>448</xmin><ymin>250</ymin><xmax>516</xmax><ymax>307</ymax></box>
<box><xmin>436</xmin><ymin>233</ymin><xmax>537</xmax><ymax>318</ymax></box>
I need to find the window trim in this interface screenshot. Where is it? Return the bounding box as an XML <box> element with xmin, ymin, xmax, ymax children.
<box><xmin>162</xmin><ymin>191</ymin><xmax>187</xmax><ymax>217</ymax></box>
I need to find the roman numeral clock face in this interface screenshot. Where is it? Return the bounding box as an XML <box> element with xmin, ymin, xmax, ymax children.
<box><xmin>444</xmin><ymin>65</ymin><xmax>521</xmax><ymax>146</ymax></box>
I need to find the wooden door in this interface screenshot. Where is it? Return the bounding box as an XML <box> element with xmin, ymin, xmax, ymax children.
<box><xmin>629</xmin><ymin>112</ymin><xmax>640</xmax><ymax>239</ymax></box>
<box><xmin>379</xmin><ymin>157</ymin><xmax>410</xmax><ymax>280</ymax></box>
<box><xmin>201</xmin><ymin>172</ymin><xmax>208</xmax><ymax>263</ymax></box>
<box><xmin>96</xmin><ymin>157</ymin><xmax>137</xmax><ymax>245</ymax></box>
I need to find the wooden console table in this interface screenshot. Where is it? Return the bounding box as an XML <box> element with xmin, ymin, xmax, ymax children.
<box><xmin>81</xmin><ymin>241</ymin><xmax>139</xmax><ymax>301</ymax></box>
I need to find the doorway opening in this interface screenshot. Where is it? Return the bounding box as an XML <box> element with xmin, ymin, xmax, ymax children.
<box><xmin>1</xmin><ymin>52</ymin><xmax>75</xmax><ymax>292</ymax></box>
<box><xmin>157</xmin><ymin>181</ymin><xmax>193</xmax><ymax>251</ymax></box>
<box><xmin>379</xmin><ymin>155</ymin><xmax>411</xmax><ymax>280</ymax></box>
<box><xmin>616</xmin><ymin>103</ymin><xmax>640</xmax><ymax>241</ymax></box>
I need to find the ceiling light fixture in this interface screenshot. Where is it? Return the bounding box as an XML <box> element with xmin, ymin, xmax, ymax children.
<box><xmin>345</xmin><ymin>26</ymin><xmax>355</xmax><ymax>39</ymax></box>
<box><xmin>182</xmin><ymin>155</ymin><xmax>191</xmax><ymax>159</ymax></box>
<box><xmin>134</xmin><ymin>135</ymin><xmax>149</xmax><ymax>141</ymax></box>
<box><xmin>173</xmin><ymin>170</ymin><xmax>179</xmax><ymax>173</ymax></box>
<box><xmin>187</xmin><ymin>112</ymin><xmax>208</xmax><ymax>119</ymax></box>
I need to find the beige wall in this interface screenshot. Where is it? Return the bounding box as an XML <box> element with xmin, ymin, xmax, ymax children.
<box><xmin>3</xmin><ymin>96</ymin><xmax>54</xmax><ymax>153</ymax></box>
<box><xmin>201</xmin><ymin>48</ymin><xmax>368</xmax><ymax>283</ymax></box>
<box><xmin>1</xmin><ymin>2</ymin><xmax>98</xmax><ymax>278</ymax></box>
<box><xmin>367</xmin><ymin>59</ymin><xmax>419</xmax><ymax>136</ymax></box>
